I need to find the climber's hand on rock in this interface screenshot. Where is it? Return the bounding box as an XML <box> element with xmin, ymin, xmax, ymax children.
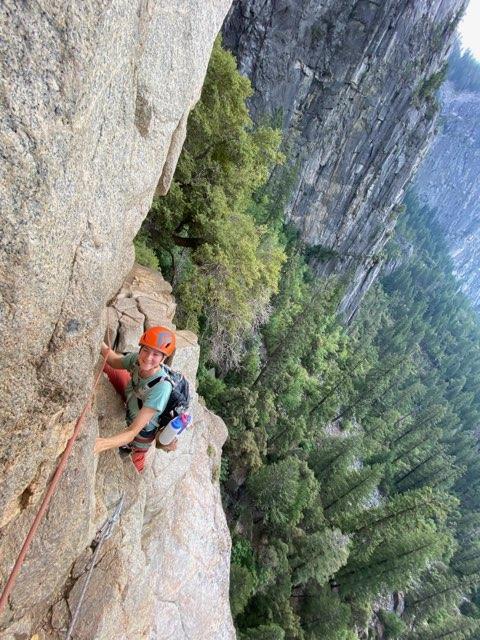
<box><xmin>160</xmin><ymin>438</ymin><xmax>178</xmax><ymax>453</ymax></box>
<box><xmin>100</xmin><ymin>342</ymin><xmax>110</xmax><ymax>358</ymax></box>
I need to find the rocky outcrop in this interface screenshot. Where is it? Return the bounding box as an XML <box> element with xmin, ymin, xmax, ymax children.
<box><xmin>1</xmin><ymin>265</ymin><xmax>235</xmax><ymax>639</ymax></box>
<box><xmin>222</xmin><ymin>0</ymin><xmax>465</xmax><ymax>319</ymax></box>
<box><xmin>414</xmin><ymin>82</ymin><xmax>480</xmax><ymax>308</ymax></box>
<box><xmin>0</xmin><ymin>2</ymin><xmax>234</xmax><ymax>637</ymax></box>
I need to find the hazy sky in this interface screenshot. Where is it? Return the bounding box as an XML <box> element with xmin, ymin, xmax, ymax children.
<box><xmin>458</xmin><ymin>0</ymin><xmax>480</xmax><ymax>59</ymax></box>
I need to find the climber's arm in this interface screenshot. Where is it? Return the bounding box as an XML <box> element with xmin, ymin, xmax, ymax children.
<box><xmin>101</xmin><ymin>342</ymin><xmax>125</xmax><ymax>369</ymax></box>
<box><xmin>94</xmin><ymin>407</ymin><xmax>157</xmax><ymax>453</ymax></box>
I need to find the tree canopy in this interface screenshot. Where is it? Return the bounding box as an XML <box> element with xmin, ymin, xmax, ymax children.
<box><xmin>139</xmin><ymin>39</ymin><xmax>480</xmax><ymax>640</ymax></box>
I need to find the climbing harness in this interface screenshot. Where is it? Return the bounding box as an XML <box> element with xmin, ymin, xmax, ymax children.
<box><xmin>65</xmin><ymin>493</ymin><xmax>125</xmax><ymax>640</ymax></box>
<box><xmin>0</xmin><ymin>326</ymin><xmax>112</xmax><ymax>618</ymax></box>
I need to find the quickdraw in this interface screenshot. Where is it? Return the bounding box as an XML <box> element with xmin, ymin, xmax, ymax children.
<box><xmin>65</xmin><ymin>493</ymin><xmax>125</xmax><ymax>640</ymax></box>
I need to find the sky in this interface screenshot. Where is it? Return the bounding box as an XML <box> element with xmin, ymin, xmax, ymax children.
<box><xmin>458</xmin><ymin>0</ymin><xmax>480</xmax><ymax>60</ymax></box>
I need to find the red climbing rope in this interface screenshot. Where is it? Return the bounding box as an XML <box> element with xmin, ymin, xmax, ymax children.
<box><xmin>0</xmin><ymin>330</ymin><xmax>111</xmax><ymax>617</ymax></box>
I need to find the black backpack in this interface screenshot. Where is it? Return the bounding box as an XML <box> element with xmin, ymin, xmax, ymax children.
<box><xmin>146</xmin><ymin>365</ymin><xmax>191</xmax><ymax>427</ymax></box>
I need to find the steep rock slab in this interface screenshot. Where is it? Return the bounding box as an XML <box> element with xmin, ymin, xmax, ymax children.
<box><xmin>61</xmin><ymin>372</ymin><xmax>233</xmax><ymax>640</ymax></box>
<box><xmin>223</xmin><ymin>0</ymin><xmax>465</xmax><ymax>319</ymax></box>
<box><xmin>414</xmin><ymin>82</ymin><xmax>480</xmax><ymax>308</ymax></box>
<box><xmin>0</xmin><ymin>0</ymin><xmax>232</xmax><ymax>629</ymax></box>
<box><xmin>1</xmin><ymin>265</ymin><xmax>235</xmax><ymax>639</ymax></box>
<box><xmin>0</xmin><ymin>0</ymin><xmax>231</xmax><ymax>526</ymax></box>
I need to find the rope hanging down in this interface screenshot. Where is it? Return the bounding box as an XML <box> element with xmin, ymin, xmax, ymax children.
<box><xmin>65</xmin><ymin>493</ymin><xmax>125</xmax><ymax>640</ymax></box>
<box><xmin>0</xmin><ymin>328</ymin><xmax>111</xmax><ymax>618</ymax></box>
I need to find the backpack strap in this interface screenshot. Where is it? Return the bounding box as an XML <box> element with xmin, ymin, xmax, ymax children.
<box><xmin>146</xmin><ymin>372</ymin><xmax>173</xmax><ymax>388</ymax></box>
<box><xmin>146</xmin><ymin>376</ymin><xmax>164</xmax><ymax>388</ymax></box>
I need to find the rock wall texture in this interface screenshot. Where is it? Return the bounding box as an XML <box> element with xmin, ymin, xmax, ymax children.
<box><xmin>414</xmin><ymin>82</ymin><xmax>480</xmax><ymax>308</ymax></box>
<box><xmin>0</xmin><ymin>0</ymin><xmax>231</xmax><ymax>522</ymax></box>
<box><xmin>1</xmin><ymin>265</ymin><xmax>235</xmax><ymax>639</ymax></box>
<box><xmin>0</xmin><ymin>2</ymin><xmax>234</xmax><ymax>637</ymax></box>
<box><xmin>222</xmin><ymin>0</ymin><xmax>466</xmax><ymax>319</ymax></box>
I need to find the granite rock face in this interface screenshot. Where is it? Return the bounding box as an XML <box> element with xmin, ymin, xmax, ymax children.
<box><xmin>1</xmin><ymin>265</ymin><xmax>235</xmax><ymax>639</ymax></box>
<box><xmin>0</xmin><ymin>0</ymin><xmax>231</xmax><ymax>527</ymax></box>
<box><xmin>223</xmin><ymin>0</ymin><xmax>465</xmax><ymax>319</ymax></box>
<box><xmin>414</xmin><ymin>82</ymin><xmax>480</xmax><ymax>308</ymax></box>
<box><xmin>0</xmin><ymin>1</ymin><xmax>234</xmax><ymax>636</ymax></box>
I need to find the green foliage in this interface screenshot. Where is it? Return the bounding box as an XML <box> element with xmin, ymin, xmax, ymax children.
<box><xmin>305</xmin><ymin>244</ymin><xmax>340</xmax><ymax>263</ymax></box>
<box><xmin>407</xmin><ymin>611</ymin><xmax>480</xmax><ymax>640</ymax></box>
<box><xmin>343</xmin><ymin>488</ymin><xmax>456</xmax><ymax>540</ymax></box>
<box><xmin>321</xmin><ymin>464</ymin><xmax>385</xmax><ymax>526</ymax></box>
<box><xmin>290</xmin><ymin>528</ymin><xmax>350</xmax><ymax>587</ymax></box>
<box><xmin>299</xmin><ymin>585</ymin><xmax>357</xmax><ymax>640</ymax></box>
<box><xmin>140</xmin><ymin>38</ymin><xmax>285</xmax><ymax>370</ymax></box>
<box><xmin>413</xmin><ymin>64</ymin><xmax>447</xmax><ymax>119</ymax></box>
<box><xmin>217</xmin><ymin>187</ymin><xmax>480</xmax><ymax>637</ymax></box>
<box><xmin>246</xmin><ymin>458</ymin><xmax>319</xmax><ymax>533</ymax></box>
<box><xmin>339</xmin><ymin>520</ymin><xmax>453</xmax><ymax>599</ymax></box>
<box><xmin>222</xmin><ymin>188</ymin><xmax>480</xmax><ymax>636</ymax></box>
<box><xmin>232</xmin><ymin>537</ymin><xmax>257</xmax><ymax>570</ymax></box>
<box><xmin>197</xmin><ymin>365</ymin><xmax>228</xmax><ymax>414</ymax></box>
<box><xmin>405</xmin><ymin>562</ymin><xmax>479</xmax><ymax>624</ymax></box>
<box><xmin>377</xmin><ymin>610</ymin><xmax>406</xmax><ymax>639</ymax></box>
<box><xmin>240</xmin><ymin>624</ymin><xmax>286</xmax><ymax>640</ymax></box>
<box><xmin>231</xmin><ymin>563</ymin><xmax>257</xmax><ymax>618</ymax></box>
<box><xmin>417</xmin><ymin>66</ymin><xmax>448</xmax><ymax>100</ymax></box>
<box><xmin>133</xmin><ymin>234</ymin><xmax>159</xmax><ymax>269</ymax></box>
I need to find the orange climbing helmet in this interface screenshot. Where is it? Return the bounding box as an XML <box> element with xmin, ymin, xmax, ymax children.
<box><xmin>139</xmin><ymin>326</ymin><xmax>176</xmax><ymax>357</ymax></box>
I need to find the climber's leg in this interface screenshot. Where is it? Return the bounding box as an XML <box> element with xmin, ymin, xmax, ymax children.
<box><xmin>131</xmin><ymin>449</ymin><xmax>147</xmax><ymax>473</ymax></box>
<box><xmin>103</xmin><ymin>363</ymin><xmax>130</xmax><ymax>402</ymax></box>
<box><xmin>130</xmin><ymin>432</ymin><xmax>157</xmax><ymax>473</ymax></box>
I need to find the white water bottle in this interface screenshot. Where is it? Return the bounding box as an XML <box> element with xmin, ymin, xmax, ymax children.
<box><xmin>157</xmin><ymin>413</ymin><xmax>192</xmax><ymax>446</ymax></box>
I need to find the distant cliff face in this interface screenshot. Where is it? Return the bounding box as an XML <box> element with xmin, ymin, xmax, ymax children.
<box><xmin>223</xmin><ymin>0</ymin><xmax>466</xmax><ymax>319</ymax></box>
<box><xmin>414</xmin><ymin>82</ymin><xmax>480</xmax><ymax>308</ymax></box>
<box><xmin>0</xmin><ymin>2</ymin><xmax>233</xmax><ymax>637</ymax></box>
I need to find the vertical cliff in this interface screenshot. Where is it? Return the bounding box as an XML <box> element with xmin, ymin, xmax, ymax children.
<box><xmin>0</xmin><ymin>2</ymin><xmax>234</xmax><ymax>638</ymax></box>
<box><xmin>414</xmin><ymin>81</ymin><xmax>480</xmax><ymax>307</ymax></box>
<box><xmin>1</xmin><ymin>264</ymin><xmax>236</xmax><ymax>640</ymax></box>
<box><xmin>222</xmin><ymin>0</ymin><xmax>465</xmax><ymax>319</ymax></box>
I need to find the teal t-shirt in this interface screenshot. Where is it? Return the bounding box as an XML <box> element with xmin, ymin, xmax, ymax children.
<box><xmin>121</xmin><ymin>352</ymin><xmax>172</xmax><ymax>433</ymax></box>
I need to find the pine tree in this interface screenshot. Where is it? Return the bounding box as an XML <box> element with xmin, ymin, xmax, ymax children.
<box><xmin>321</xmin><ymin>464</ymin><xmax>385</xmax><ymax>526</ymax></box>
<box><xmin>297</xmin><ymin>584</ymin><xmax>357</xmax><ymax>640</ymax></box>
<box><xmin>140</xmin><ymin>38</ymin><xmax>285</xmax><ymax>368</ymax></box>
<box><xmin>337</xmin><ymin>521</ymin><xmax>453</xmax><ymax>599</ymax></box>
<box><xmin>246</xmin><ymin>458</ymin><xmax>319</xmax><ymax>534</ymax></box>
<box><xmin>407</xmin><ymin>612</ymin><xmax>480</xmax><ymax>640</ymax></box>
<box><xmin>289</xmin><ymin>527</ymin><xmax>350</xmax><ymax>587</ymax></box>
<box><xmin>405</xmin><ymin>563</ymin><xmax>479</xmax><ymax>622</ymax></box>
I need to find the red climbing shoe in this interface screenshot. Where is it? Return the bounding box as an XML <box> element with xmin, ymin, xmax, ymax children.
<box><xmin>131</xmin><ymin>450</ymin><xmax>146</xmax><ymax>473</ymax></box>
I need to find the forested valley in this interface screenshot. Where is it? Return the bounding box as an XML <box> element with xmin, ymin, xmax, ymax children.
<box><xmin>137</xmin><ymin>39</ymin><xmax>480</xmax><ymax>640</ymax></box>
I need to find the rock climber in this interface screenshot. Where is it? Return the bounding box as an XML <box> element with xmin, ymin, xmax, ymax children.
<box><xmin>94</xmin><ymin>325</ymin><xmax>178</xmax><ymax>472</ymax></box>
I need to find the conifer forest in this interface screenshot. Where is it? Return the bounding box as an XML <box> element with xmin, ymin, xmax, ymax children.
<box><xmin>138</xmin><ymin>39</ymin><xmax>480</xmax><ymax>640</ymax></box>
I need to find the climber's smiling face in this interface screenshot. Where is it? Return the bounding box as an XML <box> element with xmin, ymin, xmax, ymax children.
<box><xmin>138</xmin><ymin>345</ymin><xmax>165</xmax><ymax>376</ymax></box>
